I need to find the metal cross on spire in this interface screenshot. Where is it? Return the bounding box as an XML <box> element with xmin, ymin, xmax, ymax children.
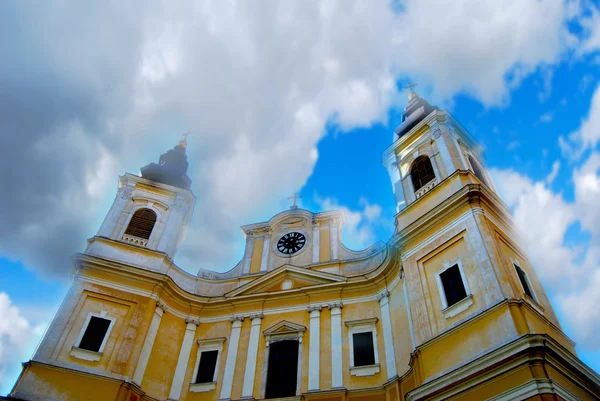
<box><xmin>403</xmin><ymin>81</ymin><xmax>419</xmax><ymax>101</ymax></box>
<box><xmin>182</xmin><ymin>129</ymin><xmax>191</xmax><ymax>141</ymax></box>
<box><xmin>287</xmin><ymin>192</ymin><xmax>302</xmax><ymax>209</ymax></box>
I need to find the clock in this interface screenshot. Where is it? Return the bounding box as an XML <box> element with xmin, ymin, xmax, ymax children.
<box><xmin>277</xmin><ymin>232</ymin><xmax>306</xmax><ymax>255</ymax></box>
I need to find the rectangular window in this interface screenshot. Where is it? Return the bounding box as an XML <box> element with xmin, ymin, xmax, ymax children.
<box><xmin>440</xmin><ymin>264</ymin><xmax>467</xmax><ymax>307</ymax></box>
<box><xmin>515</xmin><ymin>264</ymin><xmax>534</xmax><ymax>299</ymax></box>
<box><xmin>195</xmin><ymin>350</ymin><xmax>219</xmax><ymax>384</ymax></box>
<box><xmin>78</xmin><ymin>316</ymin><xmax>111</xmax><ymax>352</ymax></box>
<box><xmin>352</xmin><ymin>331</ymin><xmax>376</xmax><ymax>367</ymax></box>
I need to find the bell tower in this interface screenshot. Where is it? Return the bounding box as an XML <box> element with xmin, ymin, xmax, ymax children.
<box><xmin>88</xmin><ymin>137</ymin><xmax>196</xmax><ymax>265</ymax></box>
<box><xmin>383</xmin><ymin>88</ymin><xmax>567</xmax><ymax>373</ymax></box>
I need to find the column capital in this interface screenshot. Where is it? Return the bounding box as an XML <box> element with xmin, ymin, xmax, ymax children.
<box><xmin>328</xmin><ymin>302</ymin><xmax>343</xmax><ymax>311</ymax></box>
<box><xmin>156</xmin><ymin>299</ymin><xmax>167</xmax><ymax>312</ymax></box>
<box><xmin>230</xmin><ymin>315</ymin><xmax>245</xmax><ymax>326</ymax></box>
<box><xmin>249</xmin><ymin>313</ymin><xmax>264</xmax><ymax>322</ymax></box>
<box><xmin>377</xmin><ymin>290</ymin><xmax>390</xmax><ymax>303</ymax></box>
<box><xmin>307</xmin><ymin>305</ymin><xmax>322</xmax><ymax>313</ymax></box>
<box><xmin>185</xmin><ymin>317</ymin><xmax>200</xmax><ymax>327</ymax></box>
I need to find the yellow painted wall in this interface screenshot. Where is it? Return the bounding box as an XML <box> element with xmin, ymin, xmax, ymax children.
<box><xmin>250</xmin><ymin>239</ymin><xmax>264</xmax><ymax>273</ymax></box>
<box><xmin>320</xmin><ymin>227</ymin><xmax>331</xmax><ymax>261</ymax></box>
<box><xmin>141</xmin><ymin>312</ymin><xmax>186</xmax><ymax>399</ymax></box>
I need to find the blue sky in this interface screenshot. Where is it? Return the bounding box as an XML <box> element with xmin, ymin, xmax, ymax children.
<box><xmin>2</xmin><ymin>0</ymin><xmax>600</xmax><ymax>395</ymax></box>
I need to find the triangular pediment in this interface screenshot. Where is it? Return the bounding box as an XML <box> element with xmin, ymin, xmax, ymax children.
<box><xmin>263</xmin><ymin>320</ymin><xmax>306</xmax><ymax>336</ymax></box>
<box><xmin>225</xmin><ymin>264</ymin><xmax>346</xmax><ymax>298</ymax></box>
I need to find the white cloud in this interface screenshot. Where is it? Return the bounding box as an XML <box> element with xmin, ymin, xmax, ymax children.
<box><xmin>546</xmin><ymin>160</ymin><xmax>561</xmax><ymax>184</ymax></box>
<box><xmin>559</xmin><ymin>84</ymin><xmax>600</xmax><ymax>160</ymax></box>
<box><xmin>0</xmin><ymin>0</ymin><xmax>590</xmax><ymax>277</ymax></box>
<box><xmin>540</xmin><ymin>112</ymin><xmax>554</xmax><ymax>123</ymax></box>
<box><xmin>0</xmin><ymin>293</ymin><xmax>47</xmax><ymax>394</ymax></box>
<box><xmin>315</xmin><ymin>196</ymin><xmax>388</xmax><ymax>250</ymax></box>
<box><xmin>580</xmin><ymin>2</ymin><xmax>600</xmax><ymax>54</ymax></box>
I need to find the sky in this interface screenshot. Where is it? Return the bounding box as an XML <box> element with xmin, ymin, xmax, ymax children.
<box><xmin>1</xmin><ymin>0</ymin><xmax>600</xmax><ymax>394</ymax></box>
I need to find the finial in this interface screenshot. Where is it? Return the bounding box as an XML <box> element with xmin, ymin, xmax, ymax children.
<box><xmin>287</xmin><ymin>192</ymin><xmax>302</xmax><ymax>210</ymax></box>
<box><xmin>178</xmin><ymin>129</ymin><xmax>191</xmax><ymax>149</ymax></box>
<box><xmin>403</xmin><ymin>81</ymin><xmax>419</xmax><ymax>101</ymax></box>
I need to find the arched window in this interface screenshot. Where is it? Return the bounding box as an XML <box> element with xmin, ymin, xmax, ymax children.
<box><xmin>410</xmin><ymin>156</ymin><xmax>436</xmax><ymax>191</ymax></box>
<box><xmin>124</xmin><ymin>208</ymin><xmax>157</xmax><ymax>240</ymax></box>
<box><xmin>468</xmin><ymin>156</ymin><xmax>488</xmax><ymax>186</ymax></box>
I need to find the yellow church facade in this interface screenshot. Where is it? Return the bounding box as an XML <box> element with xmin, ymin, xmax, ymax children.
<box><xmin>6</xmin><ymin>92</ymin><xmax>600</xmax><ymax>401</ymax></box>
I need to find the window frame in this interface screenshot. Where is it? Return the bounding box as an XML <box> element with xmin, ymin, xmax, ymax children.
<box><xmin>410</xmin><ymin>155</ymin><xmax>437</xmax><ymax>193</ymax></box>
<box><xmin>71</xmin><ymin>311</ymin><xmax>116</xmax><ymax>361</ymax></box>
<box><xmin>345</xmin><ymin>318</ymin><xmax>380</xmax><ymax>377</ymax></box>
<box><xmin>513</xmin><ymin>261</ymin><xmax>537</xmax><ymax>302</ymax></box>
<box><xmin>190</xmin><ymin>337</ymin><xmax>225</xmax><ymax>393</ymax></box>
<box><xmin>435</xmin><ymin>260</ymin><xmax>473</xmax><ymax>318</ymax></box>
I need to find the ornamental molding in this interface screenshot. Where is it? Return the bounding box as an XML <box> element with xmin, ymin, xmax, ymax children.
<box><xmin>307</xmin><ymin>305</ymin><xmax>323</xmax><ymax>313</ymax></box>
<box><xmin>328</xmin><ymin>302</ymin><xmax>344</xmax><ymax>310</ymax></box>
<box><xmin>155</xmin><ymin>300</ymin><xmax>167</xmax><ymax>312</ymax></box>
<box><xmin>185</xmin><ymin>318</ymin><xmax>201</xmax><ymax>326</ymax></box>
<box><xmin>376</xmin><ymin>291</ymin><xmax>390</xmax><ymax>302</ymax></box>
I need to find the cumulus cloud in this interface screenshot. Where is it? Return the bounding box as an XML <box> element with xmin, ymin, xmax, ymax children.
<box><xmin>0</xmin><ymin>0</ymin><xmax>589</xmax><ymax>277</ymax></box>
<box><xmin>315</xmin><ymin>196</ymin><xmax>389</xmax><ymax>250</ymax></box>
<box><xmin>0</xmin><ymin>293</ymin><xmax>47</xmax><ymax>394</ymax></box>
<box><xmin>560</xmin><ymin>84</ymin><xmax>600</xmax><ymax>159</ymax></box>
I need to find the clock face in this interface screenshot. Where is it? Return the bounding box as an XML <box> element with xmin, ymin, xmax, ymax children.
<box><xmin>277</xmin><ymin>232</ymin><xmax>306</xmax><ymax>255</ymax></box>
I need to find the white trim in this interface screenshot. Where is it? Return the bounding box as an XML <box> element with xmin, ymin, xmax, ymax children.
<box><xmin>260</xmin><ymin>235</ymin><xmax>270</xmax><ymax>272</ymax></box>
<box><xmin>191</xmin><ymin>337</ymin><xmax>225</xmax><ymax>390</ymax></box>
<box><xmin>74</xmin><ymin>311</ymin><xmax>115</xmax><ymax>354</ymax></box>
<box><xmin>70</xmin><ymin>346</ymin><xmax>102</xmax><ymax>362</ymax></box>
<box><xmin>402</xmin><ymin>278</ymin><xmax>417</xmax><ymax>350</ymax></box>
<box><xmin>220</xmin><ymin>318</ymin><xmax>243</xmax><ymax>399</ymax></box>
<box><xmin>330</xmin><ymin>305</ymin><xmax>344</xmax><ymax>388</ymax></box>
<box><xmin>349</xmin><ymin>364</ymin><xmax>380</xmax><ymax>377</ymax></box>
<box><xmin>434</xmin><ymin>259</ymin><xmax>471</xmax><ymax>311</ymax></box>
<box><xmin>312</xmin><ymin>226</ymin><xmax>320</xmax><ymax>263</ymax></box>
<box><xmin>345</xmin><ymin>318</ymin><xmax>380</xmax><ymax>374</ymax></box>
<box><xmin>242</xmin><ymin>316</ymin><xmax>263</xmax><ymax>397</ymax></box>
<box><xmin>133</xmin><ymin>305</ymin><xmax>164</xmax><ymax>385</ymax></box>
<box><xmin>168</xmin><ymin>320</ymin><xmax>199</xmax><ymax>400</ymax></box>
<box><xmin>308</xmin><ymin>307</ymin><xmax>321</xmax><ymax>390</ymax></box>
<box><xmin>378</xmin><ymin>294</ymin><xmax>397</xmax><ymax>378</ymax></box>
<box><xmin>442</xmin><ymin>295</ymin><xmax>473</xmax><ymax>319</ymax></box>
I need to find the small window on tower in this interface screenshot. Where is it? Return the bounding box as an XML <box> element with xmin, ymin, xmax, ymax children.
<box><xmin>514</xmin><ymin>264</ymin><xmax>535</xmax><ymax>300</ymax></box>
<box><xmin>124</xmin><ymin>208</ymin><xmax>157</xmax><ymax>240</ymax></box>
<box><xmin>77</xmin><ymin>315</ymin><xmax>112</xmax><ymax>352</ymax></box>
<box><xmin>410</xmin><ymin>156</ymin><xmax>436</xmax><ymax>191</ymax></box>
<box><xmin>468</xmin><ymin>155</ymin><xmax>489</xmax><ymax>187</ymax></box>
<box><xmin>439</xmin><ymin>264</ymin><xmax>468</xmax><ymax>308</ymax></box>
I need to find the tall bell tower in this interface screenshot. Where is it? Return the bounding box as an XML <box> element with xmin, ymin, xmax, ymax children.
<box><xmin>87</xmin><ymin>137</ymin><xmax>196</xmax><ymax>266</ymax></box>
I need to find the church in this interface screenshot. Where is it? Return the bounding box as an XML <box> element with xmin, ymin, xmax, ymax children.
<box><xmin>5</xmin><ymin>90</ymin><xmax>600</xmax><ymax>401</ymax></box>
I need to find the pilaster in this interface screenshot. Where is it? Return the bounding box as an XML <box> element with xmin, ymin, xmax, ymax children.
<box><xmin>307</xmin><ymin>305</ymin><xmax>322</xmax><ymax>390</ymax></box>
<box><xmin>377</xmin><ymin>292</ymin><xmax>397</xmax><ymax>379</ymax></box>
<box><xmin>133</xmin><ymin>301</ymin><xmax>167</xmax><ymax>385</ymax></box>
<box><xmin>328</xmin><ymin>302</ymin><xmax>344</xmax><ymax>388</ymax></box>
<box><xmin>168</xmin><ymin>317</ymin><xmax>200</xmax><ymax>400</ymax></box>
<box><xmin>242</xmin><ymin>314</ymin><xmax>263</xmax><ymax>398</ymax></box>
<box><xmin>220</xmin><ymin>316</ymin><xmax>245</xmax><ymax>400</ymax></box>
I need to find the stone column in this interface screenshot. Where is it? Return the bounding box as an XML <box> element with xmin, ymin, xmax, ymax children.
<box><xmin>133</xmin><ymin>301</ymin><xmax>166</xmax><ymax>386</ymax></box>
<box><xmin>377</xmin><ymin>292</ymin><xmax>397</xmax><ymax>379</ymax></box>
<box><xmin>329</xmin><ymin>303</ymin><xmax>343</xmax><ymax>388</ymax></box>
<box><xmin>404</xmin><ymin>173</ymin><xmax>416</xmax><ymax>204</ymax></box>
<box><xmin>330</xmin><ymin>220</ymin><xmax>339</xmax><ymax>260</ymax></box>
<box><xmin>242</xmin><ymin>234</ymin><xmax>255</xmax><ymax>274</ymax></box>
<box><xmin>220</xmin><ymin>316</ymin><xmax>244</xmax><ymax>400</ymax></box>
<box><xmin>242</xmin><ymin>314</ymin><xmax>263</xmax><ymax>397</ymax></box>
<box><xmin>312</xmin><ymin>222</ymin><xmax>320</xmax><ymax>264</ymax></box>
<box><xmin>260</xmin><ymin>231</ymin><xmax>271</xmax><ymax>272</ymax></box>
<box><xmin>307</xmin><ymin>306</ymin><xmax>322</xmax><ymax>390</ymax></box>
<box><xmin>431</xmin><ymin>126</ymin><xmax>454</xmax><ymax>176</ymax></box>
<box><xmin>168</xmin><ymin>318</ymin><xmax>200</xmax><ymax>400</ymax></box>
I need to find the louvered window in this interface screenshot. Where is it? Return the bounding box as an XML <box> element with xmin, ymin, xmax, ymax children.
<box><xmin>124</xmin><ymin>208</ymin><xmax>157</xmax><ymax>240</ymax></box>
<box><xmin>411</xmin><ymin>156</ymin><xmax>436</xmax><ymax>191</ymax></box>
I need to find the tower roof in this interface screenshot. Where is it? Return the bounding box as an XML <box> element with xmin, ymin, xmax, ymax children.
<box><xmin>394</xmin><ymin>90</ymin><xmax>439</xmax><ymax>139</ymax></box>
<box><xmin>140</xmin><ymin>137</ymin><xmax>192</xmax><ymax>190</ymax></box>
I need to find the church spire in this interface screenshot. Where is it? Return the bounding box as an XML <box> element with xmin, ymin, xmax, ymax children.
<box><xmin>140</xmin><ymin>133</ymin><xmax>192</xmax><ymax>189</ymax></box>
<box><xmin>394</xmin><ymin>81</ymin><xmax>439</xmax><ymax>139</ymax></box>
